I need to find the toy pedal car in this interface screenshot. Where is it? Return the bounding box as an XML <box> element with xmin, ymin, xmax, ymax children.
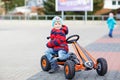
<box><xmin>41</xmin><ymin>34</ymin><xmax>108</xmax><ymax>79</ymax></box>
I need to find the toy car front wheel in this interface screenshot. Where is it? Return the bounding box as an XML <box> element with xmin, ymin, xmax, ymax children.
<box><xmin>96</xmin><ymin>58</ymin><xmax>108</xmax><ymax>76</ymax></box>
<box><xmin>64</xmin><ymin>60</ymin><xmax>75</xmax><ymax>79</ymax></box>
<box><xmin>41</xmin><ymin>55</ymin><xmax>51</xmax><ymax>71</ymax></box>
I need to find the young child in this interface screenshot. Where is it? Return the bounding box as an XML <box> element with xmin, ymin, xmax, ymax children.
<box><xmin>45</xmin><ymin>16</ymin><xmax>70</xmax><ymax>73</ymax></box>
<box><xmin>107</xmin><ymin>13</ymin><xmax>116</xmax><ymax>38</ymax></box>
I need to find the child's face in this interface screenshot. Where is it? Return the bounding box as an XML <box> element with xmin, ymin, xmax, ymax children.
<box><xmin>53</xmin><ymin>21</ymin><xmax>62</xmax><ymax>29</ymax></box>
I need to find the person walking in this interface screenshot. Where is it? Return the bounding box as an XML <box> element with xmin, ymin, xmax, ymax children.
<box><xmin>107</xmin><ymin>13</ymin><xmax>116</xmax><ymax>38</ymax></box>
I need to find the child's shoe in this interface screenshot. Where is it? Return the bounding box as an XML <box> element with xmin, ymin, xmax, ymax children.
<box><xmin>48</xmin><ymin>66</ymin><xmax>60</xmax><ymax>73</ymax></box>
<box><xmin>48</xmin><ymin>59</ymin><xmax>60</xmax><ymax>73</ymax></box>
<box><xmin>109</xmin><ymin>34</ymin><xmax>112</xmax><ymax>38</ymax></box>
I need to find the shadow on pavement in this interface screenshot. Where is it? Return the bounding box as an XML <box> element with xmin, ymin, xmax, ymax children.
<box><xmin>27</xmin><ymin>67</ymin><xmax>120</xmax><ymax>80</ymax></box>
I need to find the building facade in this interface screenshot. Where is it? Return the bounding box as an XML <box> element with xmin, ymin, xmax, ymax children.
<box><xmin>27</xmin><ymin>0</ymin><xmax>44</xmax><ymax>7</ymax></box>
<box><xmin>104</xmin><ymin>0</ymin><xmax>120</xmax><ymax>9</ymax></box>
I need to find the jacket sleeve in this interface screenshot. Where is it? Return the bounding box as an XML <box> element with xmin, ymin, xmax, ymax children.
<box><xmin>107</xmin><ymin>18</ymin><xmax>110</xmax><ymax>24</ymax></box>
<box><xmin>46</xmin><ymin>29</ymin><xmax>55</xmax><ymax>48</ymax></box>
<box><xmin>47</xmin><ymin>37</ymin><xmax>66</xmax><ymax>48</ymax></box>
<box><xmin>62</xmin><ymin>25</ymin><xmax>68</xmax><ymax>35</ymax></box>
<box><xmin>46</xmin><ymin>41</ymin><xmax>53</xmax><ymax>48</ymax></box>
<box><xmin>113</xmin><ymin>19</ymin><xmax>116</xmax><ymax>24</ymax></box>
<box><xmin>49</xmin><ymin>29</ymin><xmax>55</xmax><ymax>40</ymax></box>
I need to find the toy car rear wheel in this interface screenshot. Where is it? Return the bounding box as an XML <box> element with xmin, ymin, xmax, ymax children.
<box><xmin>64</xmin><ymin>60</ymin><xmax>75</xmax><ymax>79</ymax></box>
<box><xmin>41</xmin><ymin>55</ymin><xmax>51</xmax><ymax>71</ymax></box>
<box><xmin>96</xmin><ymin>58</ymin><xmax>108</xmax><ymax>76</ymax></box>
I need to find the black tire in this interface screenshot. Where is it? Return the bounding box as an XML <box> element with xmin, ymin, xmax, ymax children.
<box><xmin>96</xmin><ymin>58</ymin><xmax>108</xmax><ymax>76</ymax></box>
<box><xmin>64</xmin><ymin>60</ymin><xmax>75</xmax><ymax>79</ymax></box>
<box><xmin>41</xmin><ymin>55</ymin><xmax>51</xmax><ymax>71</ymax></box>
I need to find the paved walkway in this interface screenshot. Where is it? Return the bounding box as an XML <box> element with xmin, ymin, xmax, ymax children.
<box><xmin>27</xmin><ymin>26</ymin><xmax>120</xmax><ymax>80</ymax></box>
<box><xmin>0</xmin><ymin>21</ymin><xmax>120</xmax><ymax>80</ymax></box>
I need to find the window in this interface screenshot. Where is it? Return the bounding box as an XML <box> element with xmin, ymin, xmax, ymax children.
<box><xmin>112</xmin><ymin>1</ymin><xmax>116</xmax><ymax>5</ymax></box>
<box><xmin>118</xmin><ymin>1</ymin><xmax>120</xmax><ymax>5</ymax></box>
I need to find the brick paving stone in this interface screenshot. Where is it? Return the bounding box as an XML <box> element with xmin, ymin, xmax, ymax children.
<box><xmin>86</xmin><ymin>43</ymin><xmax>120</xmax><ymax>52</ymax></box>
<box><xmin>95</xmin><ymin>38</ymin><xmax>120</xmax><ymax>43</ymax></box>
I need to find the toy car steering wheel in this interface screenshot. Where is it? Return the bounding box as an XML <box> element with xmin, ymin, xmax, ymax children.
<box><xmin>66</xmin><ymin>35</ymin><xmax>79</xmax><ymax>44</ymax></box>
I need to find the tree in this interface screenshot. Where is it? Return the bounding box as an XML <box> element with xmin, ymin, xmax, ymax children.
<box><xmin>2</xmin><ymin>0</ymin><xmax>24</xmax><ymax>11</ymax></box>
<box><xmin>10</xmin><ymin>0</ymin><xmax>24</xmax><ymax>9</ymax></box>
<box><xmin>93</xmin><ymin>0</ymin><xmax>104</xmax><ymax>14</ymax></box>
<box><xmin>43</xmin><ymin>0</ymin><xmax>61</xmax><ymax>15</ymax></box>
